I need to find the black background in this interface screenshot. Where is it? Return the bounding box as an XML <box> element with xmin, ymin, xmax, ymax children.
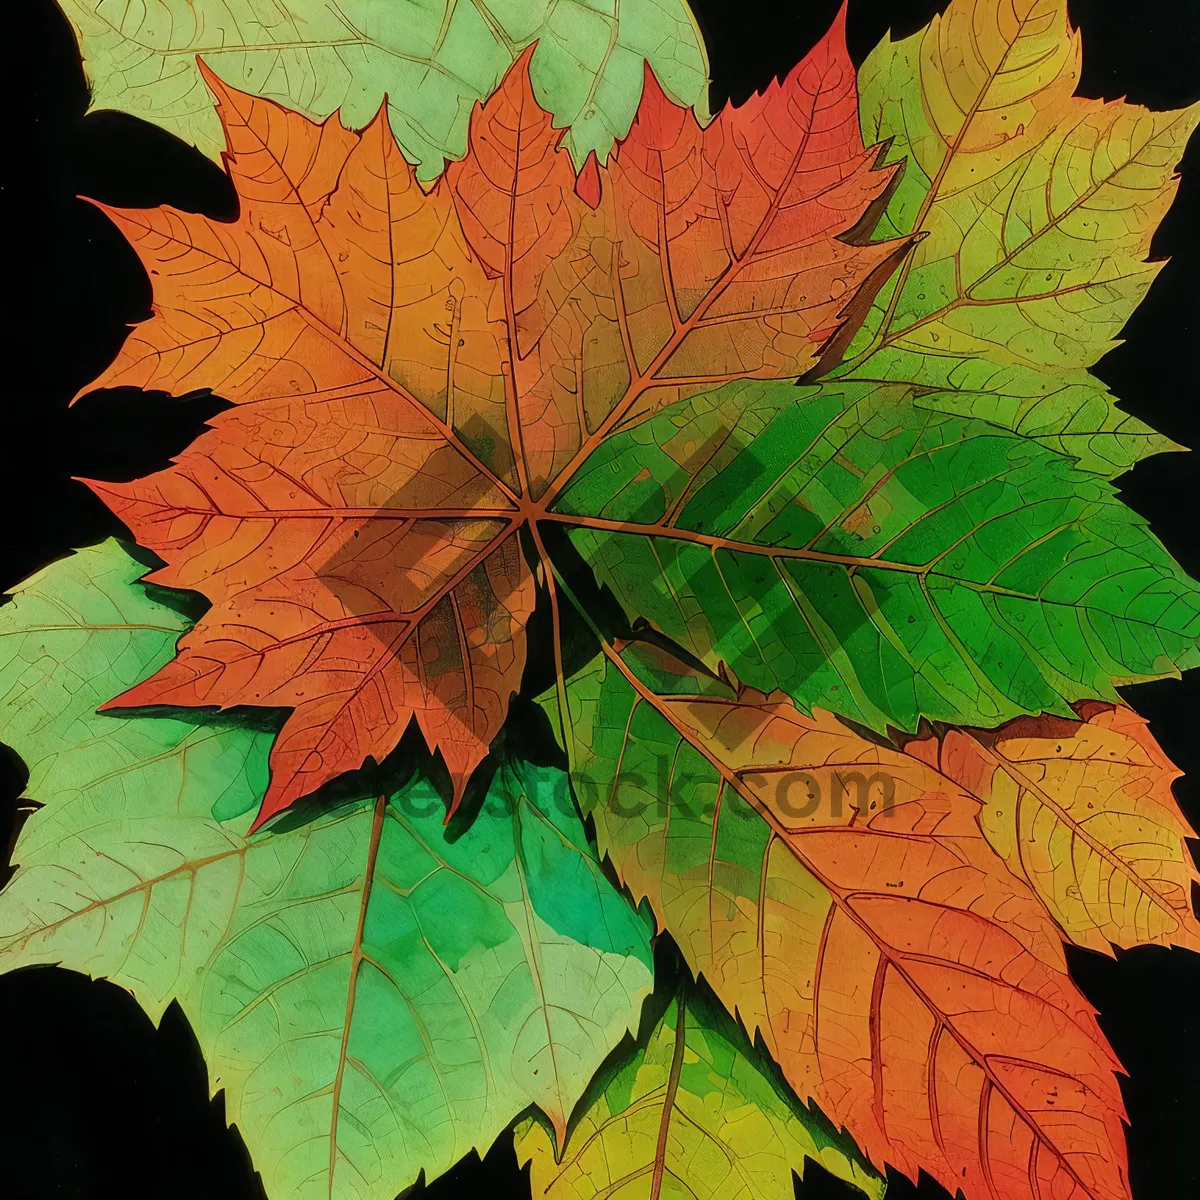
<box><xmin>2</xmin><ymin>1</ymin><xmax>1199</xmax><ymax>1197</ymax></box>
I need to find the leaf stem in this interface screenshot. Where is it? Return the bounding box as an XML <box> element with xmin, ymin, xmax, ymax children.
<box><xmin>328</xmin><ymin>794</ymin><xmax>388</xmax><ymax>1198</ymax></box>
<box><xmin>529</xmin><ymin>522</ymin><xmax>578</xmax><ymax>773</ymax></box>
<box><xmin>650</xmin><ymin>984</ymin><xmax>688</xmax><ymax>1200</ymax></box>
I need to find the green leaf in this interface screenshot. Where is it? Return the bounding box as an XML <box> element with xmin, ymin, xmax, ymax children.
<box><xmin>515</xmin><ymin>989</ymin><xmax>884</xmax><ymax>1200</ymax></box>
<box><xmin>836</xmin><ymin>347</ymin><xmax>1180</xmax><ymax>480</ymax></box>
<box><xmin>58</xmin><ymin>0</ymin><xmax>710</xmax><ymax>178</ymax></box>
<box><xmin>0</xmin><ymin>540</ymin><xmax>653</xmax><ymax>1200</ymax></box>
<box><xmin>835</xmin><ymin>0</ymin><xmax>1200</xmax><ymax>476</ymax></box>
<box><xmin>855</xmin><ymin>0</ymin><xmax>1200</xmax><ymax>368</ymax></box>
<box><xmin>550</xmin><ymin>376</ymin><xmax>1200</xmax><ymax>734</ymax></box>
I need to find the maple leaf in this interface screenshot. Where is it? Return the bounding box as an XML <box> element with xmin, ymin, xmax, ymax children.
<box><xmin>80</xmin><ymin>15</ymin><xmax>908</xmax><ymax>828</ymax></box>
<box><xmin>515</xmin><ymin>987</ymin><xmax>885</xmax><ymax>1200</ymax></box>
<box><xmin>58</xmin><ymin>0</ymin><xmax>711</xmax><ymax>177</ymax></box>
<box><xmin>0</xmin><ymin>541</ymin><xmax>654</xmax><ymax>1200</ymax></box>
<box><xmin>548</xmin><ymin>641</ymin><xmax>1148</xmax><ymax>1200</ymax></box>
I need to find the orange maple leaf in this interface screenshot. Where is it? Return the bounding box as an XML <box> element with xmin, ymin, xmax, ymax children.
<box><xmin>81</xmin><ymin>16</ymin><xmax>907</xmax><ymax>828</ymax></box>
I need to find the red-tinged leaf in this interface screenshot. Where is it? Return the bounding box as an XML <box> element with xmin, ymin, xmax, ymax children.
<box><xmin>554</xmin><ymin>646</ymin><xmax>1133</xmax><ymax>1200</ymax></box>
<box><xmin>707</xmin><ymin>4</ymin><xmax>886</xmax><ymax>255</ymax></box>
<box><xmin>79</xmin><ymin>21</ymin><xmax>904</xmax><ymax>827</ymax></box>
<box><xmin>443</xmin><ymin>12</ymin><xmax>910</xmax><ymax>491</ymax></box>
<box><xmin>82</xmin><ymin>70</ymin><xmax>535</xmax><ymax>827</ymax></box>
<box><xmin>575</xmin><ymin>150</ymin><xmax>602</xmax><ymax>209</ymax></box>
<box><xmin>445</xmin><ymin>45</ymin><xmax>579</xmax><ymax>356</ymax></box>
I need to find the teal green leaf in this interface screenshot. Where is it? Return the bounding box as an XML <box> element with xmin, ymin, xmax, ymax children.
<box><xmin>58</xmin><ymin>0</ymin><xmax>710</xmax><ymax>178</ymax></box>
<box><xmin>0</xmin><ymin>540</ymin><xmax>653</xmax><ymax>1200</ymax></box>
<box><xmin>549</xmin><ymin>376</ymin><xmax>1200</xmax><ymax>734</ymax></box>
<box><xmin>514</xmin><ymin>989</ymin><xmax>884</xmax><ymax>1200</ymax></box>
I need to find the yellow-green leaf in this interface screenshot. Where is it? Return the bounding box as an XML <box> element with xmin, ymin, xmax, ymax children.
<box><xmin>515</xmin><ymin>989</ymin><xmax>884</xmax><ymax>1200</ymax></box>
<box><xmin>855</xmin><ymin>0</ymin><xmax>1200</xmax><ymax>369</ymax></box>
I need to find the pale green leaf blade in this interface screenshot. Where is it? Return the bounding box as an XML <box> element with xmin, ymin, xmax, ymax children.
<box><xmin>515</xmin><ymin>991</ymin><xmax>884</xmax><ymax>1200</ymax></box>
<box><xmin>58</xmin><ymin>0</ymin><xmax>711</xmax><ymax>177</ymax></box>
<box><xmin>0</xmin><ymin>540</ymin><xmax>653</xmax><ymax>1200</ymax></box>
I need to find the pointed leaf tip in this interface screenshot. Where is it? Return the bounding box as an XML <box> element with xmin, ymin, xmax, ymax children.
<box><xmin>622</xmin><ymin>60</ymin><xmax>700</xmax><ymax>156</ymax></box>
<box><xmin>496</xmin><ymin>40</ymin><xmax>540</xmax><ymax>100</ymax></box>
<box><xmin>195</xmin><ymin>56</ymin><xmax>236</xmax><ymax>106</ymax></box>
<box><xmin>575</xmin><ymin>151</ymin><xmax>601</xmax><ymax>208</ymax></box>
<box><xmin>443</xmin><ymin>772</ymin><xmax>469</xmax><ymax>824</ymax></box>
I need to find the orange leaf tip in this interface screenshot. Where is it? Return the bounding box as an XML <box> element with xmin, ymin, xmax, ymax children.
<box><xmin>575</xmin><ymin>150</ymin><xmax>601</xmax><ymax>208</ymax></box>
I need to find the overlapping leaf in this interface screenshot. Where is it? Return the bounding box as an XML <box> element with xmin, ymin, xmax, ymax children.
<box><xmin>546</xmin><ymin>642</ymin><xmax>1139</xmax><ymax>1200</ymax></box>
<box><xmin>833</xmin><ymin>349</ymin><xmax>1179</xmax><ymax>479</ymax></box>
<box><xmin>0</xmin><ymin>541</ymin><xmax>654</xmax><ymax>1200</ymax></box>
<box><xmin>555</xmin><ymin>374</ymin><xmax>1200</xmax><ymax>733</ymax></box>
<box><xmin>544</xmin><ymin>0</ymin><xmax>1200</xmax><ymax>746</ymax></box>
<box><xmin>20</xmin><ymin>5</ymin><xmax>1200</xmax><ymax>1200</ymax></box>
<box><xmin>515</xmin><ymin>989</ymin><xmax>884</xmax><ymax>1200</ymax></box>
<box><xmin>441</xmin><ymin>8</ymin><xmax>907</xmax><ymax>493</ymax></box>
<box><xmin>58</xmin><ymin>0</ymin><xmax>711</xmax><ymax>176</ymax></box>
<box><xmin>838</xmin><ymin>0</ymin><xmax>1200</xmax><ymax>474</ymax></box>
<box><xmin>905</xmin><ymin>703</ymin><xmax>1200</xmax><ymax>954</ymax></box>
<box><xmin>81</xmin><ymin>18</ymin><xmax>906</xmax><ymax>825</ymax></box>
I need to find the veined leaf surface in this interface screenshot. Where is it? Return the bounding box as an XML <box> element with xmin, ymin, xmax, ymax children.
<box><xmin>555</xmin><ymin>375</ymin><xmax>1200</xmax><ymax>733</ymax></box>
<box><xmin>833</xmin><ymin>0</ymin><xmax>1200</xmax><ymax>477</ymax></box>
<box><xmin>545</xmin><ymin>643</ymin><xmax>1136</xmax><ymax>1200</ymax></box>
<box><xmin>905</xmin><ymin>703</ymin><xmax>1200</xmax><ymax>954</ymax></box>
<box><xmin>81</xmin><ymin>15</ymin><xmax>906</xmax><ymax>825</ymax></box>
<box><xmin>547</xmin><ymin>0</ymin><xmax>1200</xmax><ymax>757</ymax></box>
<box><xmin>0</xmin><ymin>541</ymin><xmax>653</xmax><ymax>1200</ymax></box>
<box><xmin>515</xmin><ymin>989</ymin><xmax>884</xmax><ymax>1200</ymax></box>
<box><xmin>58</xmin><ymin>0</ymin><xmax>711</xmax><ymax>177</ymax></box>
<box><xmin>856</xmin><ymin>0</ymin><xmax>1200</xmax><ymax>368</ymax></box>
<box><xmin>832</xmin><ymin>348</ymin><xmax>1180</xmax><ymax>480</ymax></box>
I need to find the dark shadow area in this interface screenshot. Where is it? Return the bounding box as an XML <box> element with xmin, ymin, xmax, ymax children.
<box><xmin>0</xmin><ymin>970</ymin><xmax>266</xmax><ymax>1200</ymax></box>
